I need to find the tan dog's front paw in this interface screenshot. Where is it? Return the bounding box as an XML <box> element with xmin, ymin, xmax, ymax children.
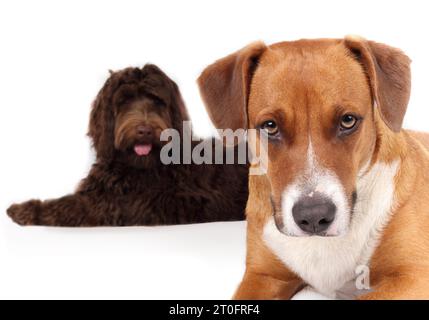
<box><xmin>7</xmin><ymin>200</ymin><xmax>41</xmax><ymax>226</ymax></box>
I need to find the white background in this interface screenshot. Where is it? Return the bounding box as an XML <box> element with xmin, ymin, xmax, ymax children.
<box><xmin>0</xmin><ymin>0</ymin><xmax>428</xmax><ymax>299</ymax></box>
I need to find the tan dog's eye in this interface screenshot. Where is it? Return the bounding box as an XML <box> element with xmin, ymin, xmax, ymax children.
<box><xmin>261</xmin><ymin>120</ymin><xmax>279</xmax><ymax>136</ymax></box>
<box><xmin>340</xmin><ymin>114</ymin><xmax>358</xmax><ymax>130</ymax></box>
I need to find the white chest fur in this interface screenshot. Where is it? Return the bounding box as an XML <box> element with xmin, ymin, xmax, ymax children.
<box><xmin>263</xmin><ymin>160</ymin><xmax>400</xmax><ymax>297</ymax></box>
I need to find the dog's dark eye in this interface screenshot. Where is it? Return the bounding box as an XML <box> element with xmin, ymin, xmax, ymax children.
<box><xmin>339</xmin><ymin>114</ymin><xmax>361</xmax><ymax>135</ymax></box>
<box><xmin>340</xmin><ymin>114</ymin><xmax>357</xmax><ymax>129</ymax></box>
<box><xmin>153</xmin><ymin>97</ymin><xmax>165</xmax><ymax>106</ymax></box>
<box><xmin>147</xmin><ymin>94</ymin><xmax>165</xmax><ymax>107</ymax></box>
<box><xmin>261</xmin><ymin>120</ymin><xmax>279</xmax><ymax>136</ymax></box>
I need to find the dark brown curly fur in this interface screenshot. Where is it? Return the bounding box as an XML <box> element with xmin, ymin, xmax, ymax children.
<box><xmin>7</xmin><ymin>64</ymin><xmax>249</xmax><ymax>226</ymax></box>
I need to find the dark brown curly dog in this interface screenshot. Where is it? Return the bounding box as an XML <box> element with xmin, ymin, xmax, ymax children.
<box><xmin>7</xmin><ymin>64</ymin><xmax>248</xmax><ymax>226</ymax></box>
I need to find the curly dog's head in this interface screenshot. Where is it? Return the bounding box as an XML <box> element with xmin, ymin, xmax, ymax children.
<box><xmin>89</xmin><ymin>64</ymin><xmax>189</xmax><ymax>168</ymax></box>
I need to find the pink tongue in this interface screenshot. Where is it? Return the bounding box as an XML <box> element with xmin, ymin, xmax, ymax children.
<box><xmin>134</xmin><ymin>144</ymin><xmax>152</xmax><ymax>156</ymax></box>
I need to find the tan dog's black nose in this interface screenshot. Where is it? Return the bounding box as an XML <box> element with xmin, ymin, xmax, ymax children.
<box><xmin>137</xmin><ymin>125</ymin><xmax>153</xmax><ymax>138</ymax></box>
<box><xmin>292</xmin><ymin>193</ymin><xmax>336</xmax><ymax>235</ymax></box>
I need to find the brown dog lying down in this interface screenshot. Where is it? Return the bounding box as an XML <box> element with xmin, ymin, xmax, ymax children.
<box><xmin>199</xmin><ymin>37</ymin><xmax>429</xmax><ymax>299</ymax></box>
<box><xmin>7</xmin><ymin>65</ymin><xmax>249</xmax><ymax>226</ymax></box>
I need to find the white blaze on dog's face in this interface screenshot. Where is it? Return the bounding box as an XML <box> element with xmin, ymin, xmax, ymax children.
<box><xmin>280</xmin><ymin>141</ymin><xmax>353</xmax><ymax>237</ymax></box>
<box><xmin>248</xmin><ymin>40</ymin><xmax>379</xmax><ymax>237</ymax></box>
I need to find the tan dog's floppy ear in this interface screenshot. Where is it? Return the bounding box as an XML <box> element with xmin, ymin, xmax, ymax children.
<box><xmin>344</xmin><ymin>36</ymin><xmax>411</xmax><ymax>132</ymax></box>
<box><xmin>198</xmin><ymin>42</ymin><xmax>266</xmax><ymax>130</ymax></box>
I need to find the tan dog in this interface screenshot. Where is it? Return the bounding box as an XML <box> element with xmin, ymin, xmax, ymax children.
<box><xmin>198</xmin><ymin>36</ymin><xmax>429</xmax><ymax>299</ymax></box>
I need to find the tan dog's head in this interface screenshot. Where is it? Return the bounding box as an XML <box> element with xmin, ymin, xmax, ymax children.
<box><xmin>198</xmin><ymin>37</ymin><xmax>411</xmax><ymax>237</ymax></box>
